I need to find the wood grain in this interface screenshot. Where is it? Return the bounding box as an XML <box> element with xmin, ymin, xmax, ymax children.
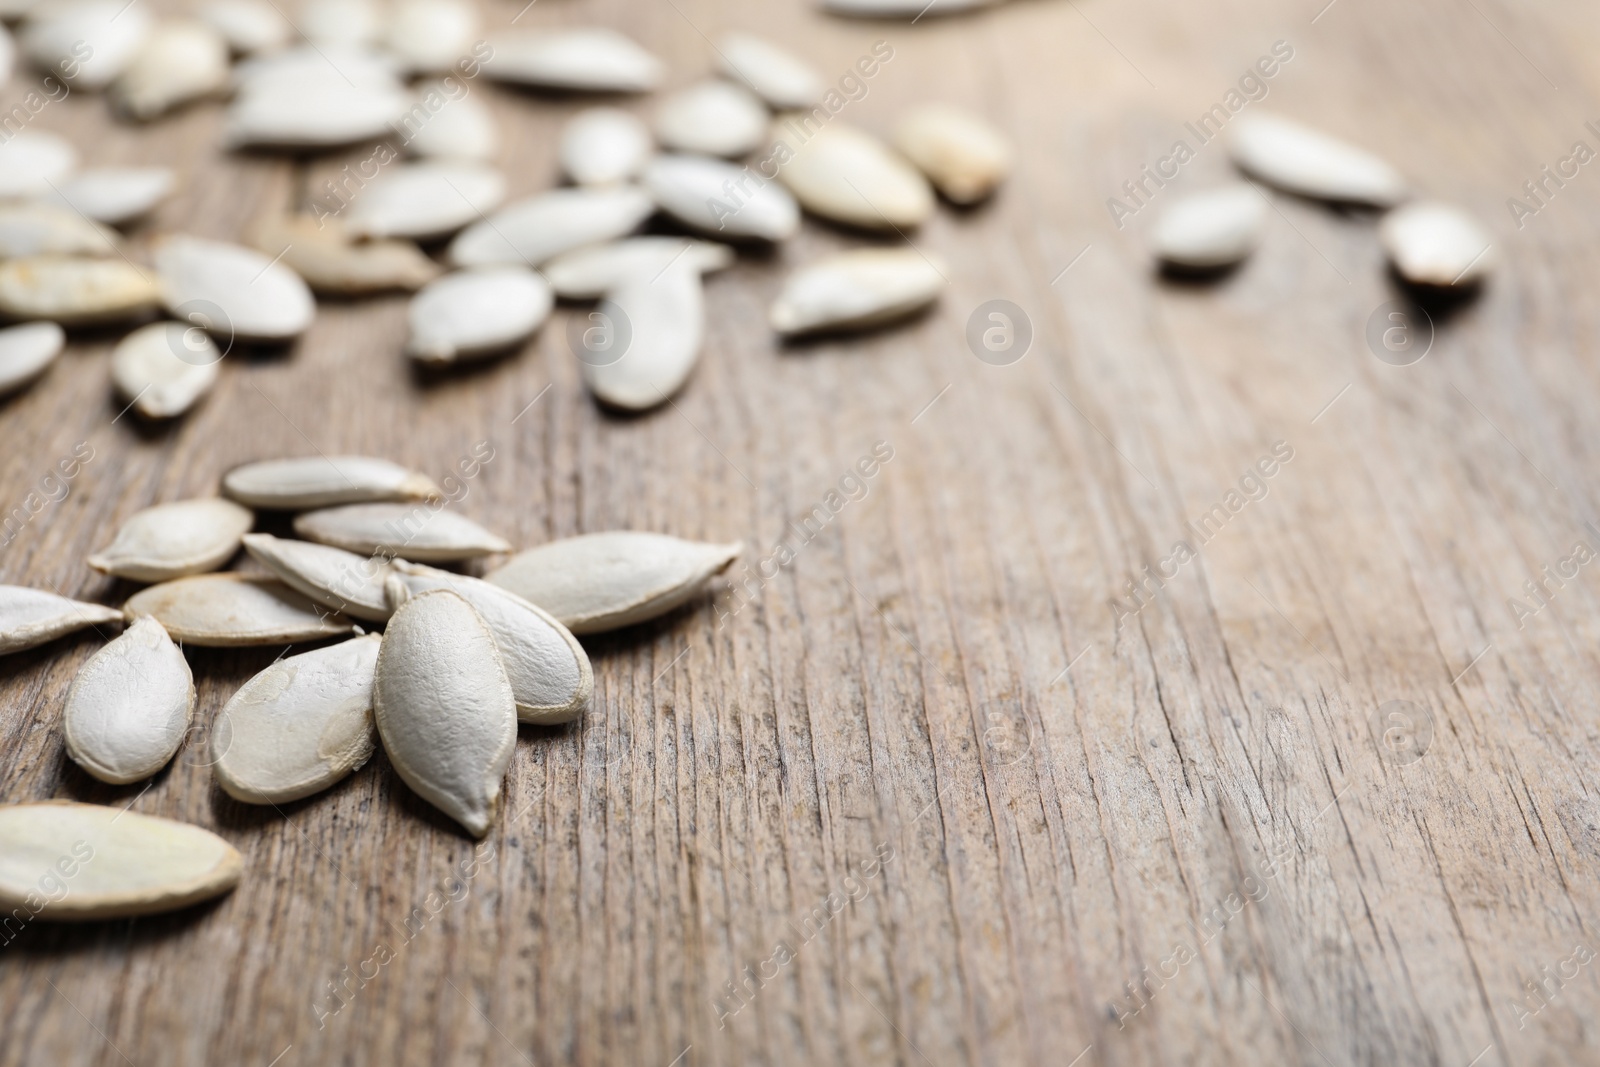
<box><xmin>4</xmin><ymin>0</ymin><xmax>1600</xmax><ymax>1064</ymax></box>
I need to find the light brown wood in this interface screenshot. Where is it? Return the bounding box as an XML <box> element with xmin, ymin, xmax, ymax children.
<box><xmin>4</xmin><ymin>0</ymin><xmax>1600</xmax><ymax>1064</ymax></box>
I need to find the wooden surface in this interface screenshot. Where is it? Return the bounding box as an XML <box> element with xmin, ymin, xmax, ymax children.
<box><xmin>5</xmin><ymin>0</ymin><xmax>1600</xmax><ymax>1064</ymax></box>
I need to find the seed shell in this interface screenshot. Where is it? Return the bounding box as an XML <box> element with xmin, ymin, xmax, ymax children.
<box><xmin>773</xmin><ymin>120</ymin><xmax>934</xmax><ymax>231</ymax></box>
<box><xmin>154</xmin><ymin>235</ymin><xmax>315</xmax><ymax>343</ymax></box>
<box><xmin>48</xmin><ymin>167</ymin><xmax>175</xmax><ymax>226</ymax></box>
<box><xmin>22</xmin><ymin>0</ymin><xmax>153</xmax><ymax>89</ymax></box>
<box><xmin>644</xmin><ymin>154</ymin><xmax>800</xmax><ymax>241</ymax></box>
<box><xmin>0</xmin><ymin>586</ymin><xmax>123</xmax><ymax>655</ymax></box>
<box><xmin>62</xmin><ymin>617</ymin><xmax>195</xmax><ymax>785</ymax></box>
<box><xmin>559</xmin><ymin>107</ymin><xmax>653</xmax><ymax>187</ymax></box>
<box><xmin>1229</xmin><ymin>113</ymin><xmax>1407</xmax><ymax>207</ymax></box>
<box><xmin>346</xmin><ymin>161</ymin><xmax>506</xmax><ymax>242</ymax></box>
<box><xmin>241</xmin><ymin>533</ymin><xmax>393</xmax><ymax>622</ymax></box>
<box><xmin>246</xmin><ymin>215</ymin><xmax>440</xmax><ymax>295</ymax></box>
<box><xmin>88</xmin><ymin>498</ymin><xmax>254</xmax><ymax>583</ymax></box>
<box><xmin>580</xmin><ymin>258</ymin><xmax>703</xmax><ymax>412</ymax></box>
<box><xmin>891</xmin><ymin>104</ymin><xmax>1011</xmax><ymax>204</ymax></box>
<box><xmin>199</xmin><ymin>0</ymin><xmax>292</xmax><ymax>55</ymax></box>
<box><xmin>543</xmin><ymin>237</ymin><xmax>733</xmax><ymax>300</ymax></box>
<box><xmin>402</xmin><ymin>85</ymin><xmax>498</xmax><ymax>161</ymax></box>
<box><xmin>110</xmin><ymin>321</ymin><xmax>220</xmax><ymax>420</ymax></box>
<box><xmin>770</xmin><ymin>248</ymin><xmax>946</xmax><ymax>337</ymax></box>
<box><xmin>0</xmin><ymin>320</ymin><xmax>64</xmax><ymax>397</ymax></box>
<box><xmin>718</xmin><ymin>33</ymin><xmax>823</xmax><ymax>110</ymax></box>
<box><xmin>0</xmin><ymin>132</ymin><xmax>76</xmax><ymax>199</ymax></box>
<box><xmin>1378</xmin><ymin>200</ymin><xmax>1495</xmax><ymax>287</ymax></box>
<box><xmin>386</xmin><ymin>0</ymin><xmax>477</xmax><ymax>75</ymax></box>
<box><xmin>0</xmin><ymin>257</ymin><xmax>160</xmax><ymax>325</ymax></box>
<box><xmin>482</xmin><ymin>28</ymin><xmax>663</xmax><ymax>93</ymax></box>
<box><xmin>223</xmin><ymin>455</ymin><xmax>441</xmax><ymax>509</ymax></box>
<box><xmin>124</xmin><ymin>573</ymin><xmax>354</xmax><ymax>647</ymax></box>
<box><xmin>655</xmin><ymin>80</ymin><xmax>768</xmax><ymax>159</ymax></box>
<box><xmin>448</xmin><ymin>187</ymin><xmax>655</xmax><ymax>268</ymax></box>
<box><xmin>1151</xmin><ymin>184</ymin><xmax>1267</xmax><ymax>270</ymax></box>
<box><xmin>111</xmin><ymin>18</ymin><xmax>230</xmax><ymax>120</ymax></box>
<box><xmin>407</xmin><ymin>266</ymin><xmax>553</xmax><ymax>365</ymax></box>
<box><xmin>0</xmin><ymin>203</ymin><xmax>120</xmax><ymax>259</ymax></box>
<box><xmin>294</xmin><ymin>502</ymin><xmax>511</xmax><ymax>562</ymax></box>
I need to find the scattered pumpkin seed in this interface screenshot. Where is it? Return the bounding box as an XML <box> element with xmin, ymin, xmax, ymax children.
<box><xmin>62</xmin><ymin>616</ymin><xmax>195</xmax><ymax>785</ymax></box>
<box><xmin>124</xmin><ymin>573</ymin><xmax>354</xmax><ymax>646</ymax></box>
<box><xmin>88</xmin><ymin>498</ymin><xmax>254</xmax><ymax>583</ymax></box>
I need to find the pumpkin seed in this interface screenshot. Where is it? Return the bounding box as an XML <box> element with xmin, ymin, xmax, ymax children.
<box><xmin>1151</xmin><ymin>184</ymin><xmax>1266</xmax><ymax>270</ymax></box>
<box><xmin>225</xmin><ymin>51</ymin><xmax>408</xmax><ymax>149</ymax></box>
<box><xmin>388</xmin><ymin>561</ymin><xmax>591</xmax><ymax>724</ymax></box>
<box><xmin>387</xmin><ymin>0</ymin><xmax>477</xmax><ymax>75</ymax></box>
<box><xmin>0</xmin><ymin>23</ymin><xmax>12</xmax><ymax>86</ymax></box>
<box><xmin>892</xmin><ymin>104</ymin><xmax>1011</xmax><ymax>204</ymax></box>
<box><xmin>486</xmin><ymin>531</ymin><xmax>741</xmax><ymax>634</ymax></box>
<box><xmin>656</xmin><ymin>80</ymin><xmax>768</xmax><ymax>159</ymax></box>
<box><xmin>48</xmin><ymin>167</ymin><xmax>175</xmax><ymax>226</ymax></box>
<box><xmin>62</xmin><ymin>617</ymin><xmax>195</xmax><ymax>785</ymax></box>
<box><xmin>1229</xmin><ymin>113</ymin><xmax>1407</xmax><ymax>207</ymax></box>
<box><xmin>407</xmin><ymin>266</ymin><xmax>553</xmax><ymax>365</ymax></box>
<box><xmin>0</xmin><ymin>257</ymin><xmax>159</xmax><ymax>325</ymax></box>
<box><xmin>300</xmin><ymin>0</ymin><xmax>378</xmax><ymax>47</ymax></box>
<box><xmin>483</xmin><ymin>28</ymin><xmax>663</xmax><ymax>93</ymax></box>
<box><xmin>374</xmin><ymin>589</ymin><xmax>516</xmax><ymax>838</ymax></box>
<box><xmin>110</xmin><ymin>321</ymin><xmax>220</xmax><ymax>419</ymax></box>
<box><xmin>0</xmin><ymin>802</ymin><xmax>241</xmax><ymax>920</ymax></box>
<box><xmin>774</xmin><ymin>120</ymin><xmax>934</xmax><ymax>231</ymax></box>
<box><xmin>718</xmin><ymin>33</ymin><xmax>822</xmax><ymax>110</ymax></box>
<box><xmin>821</xmin><ymin>0</ymin><xmax>994</xmax><ymax>13</ymax></box>
<box><xmin>0</xmin><ymin>320</ymin><xmax>63</xmax><ymax>397</ymax></box>
<box><xmin>559</xmin><ymin>107</ymin><xmax>653</xmax><ymax>187</ymax></box>
<box><xmin>771</xmin><ymin>248</ymin><xmax>946</xmax><ymax>337</ymax></box>
<box><xmin>199</xmin><ymin>0</ymin><xmax>291</xmax><ymax>55</ymax></box>
<box><xmin>1379</xmin><ymin>200</ymin><xmax>1494</xmax><ymax>287</ymax></box>
<box><xmin>88</xmin><ymin>498</ymin><xmax>254</xmax><ymax>583</ymax></box>
<box><xmin>111</xmin><ymin>19</ymin><xmax>230</xmax><ymax>120</ymax></box>
<box><xmin>581</xmin><ymin>258</ymin><xmax>703</xmax><ymax>412</ymax></box>
<box><xmin>124</xmin><ymin>573</ymin><xmax>354</xmax><ymax>646</ymax></box>
<box><xmin>0</xmin><ymin>203</ymin><xmax>120</xmax><ymax>259</ymax></box>
<box><xmin>295</xmin><ymin>502</ymin><xmax>510</xmax><ymax>562</ymax></box>
<box><xmin>153</xmin><ymin>235</ymin><xmax>315</xmax><ymax>342</ymax></box>
<box><xmin>347</xmin><ymin>161</ymin><xmax>506</xmax><ymax>242</ymax></box>
<box><xmin>22</xmin><ymin>0</ymin><xmax>153</xmax><ymax>89</ymax></box>
<box><xmin>242</xmin><ymin>532</ymin><xmax>393</xmax><ymax>622</ymax></box>
<box><xmin>223</xmin><ymin>456</ymin><xmax>440</xmax><ymax>509</ymax></box>
<box><xmin>403</xmin><ymin>84</ymin><xmax>498</xmax><ymax>162</ymax></box>
<box><xmin>246</xmin><ymin>215</ymin><xmax>440</xmax><ymax>296</ymax></box>
<box><xmin>0</xmin><ymin>586</ymin><xmax>122</xmax><ymax>655</ymax></box>
<box><xmin>448</xmin><ymin>187</ymin><xmax>655</xmax><ymax>268</ymax></box>
<box><xmin>232</xmin><ymin>43</ymin><xmax>401</xmax><ymax>94</ymax></box>
<box><xmin>644</xmin><ymin>153</ymin><xmax>800</xmax><ymax>241</ymax></box>
<box><xmin>211</xmin><ymin>633</ymin><xmax>382</xmax><ymax>804</ymax></box>
<box><xmin>543</xmin><ymin>237</ymin><xmax>733</xmax><ymax>300</ymax></box>
<box><xmin>0</xmin><ymin>132</ymin><xmax>77</xmax><ymax>200</ymax></box>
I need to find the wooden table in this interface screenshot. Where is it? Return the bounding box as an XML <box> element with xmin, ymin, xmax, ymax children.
<box><xmin>4</xmin><ymin>0</ymin><xmax>1599</xmax><ymax>1063</ymax></box>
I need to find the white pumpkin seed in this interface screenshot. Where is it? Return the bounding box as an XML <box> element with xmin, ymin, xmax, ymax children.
<box><xmin>88</xmin><ymin>498</ymin><xmax>254</xmax><ymax>583</ymax></box>
<box><xmin>774</xmin><ymin>120</ymin><xmax>934</xmax><ymax>231</ymax></box>
<box><xmin>1229</xmin><ymin>113</ymin><xmax>1407</xmax><ymax>207</ymax></box>
<box><xmin>401</xmin><ymin>85</ymin><xmax>499</xmax><ymax>162</ymax></box>
<box><xmin>407</xmin><ymin>266</ymin><xmax>553</xmax><ymax>365</ymax></box>
<box><xmin>559</xmin><ymin>107</ymin><xmax>652</xmax><ymax>187</ymax></box>
<box><xmin>0</xmin><ymin>0</ymin><xmax>36</xmax><ymax>19</ymax></box>
<box><xmin>0</xmin><ymin>24</ymin><xmax>13</xmax><ymax>85</ymax></box>
<box><xmin>111</xmin><ymin>19</ymin><xmax>230</xmax><ymax>120</ymax></box>
<box><xmin>771</xmin><ymin>248</ymin><xmax>946</xmax><ymax>337</ymax></box>
<box><xmin>644</xmin><ymin>154</ymin><xmax>800</xmax><ymax>241</ymax></box>
<box><xmin>22</xmin><ymin>0</ymin><xmax>152</xmax><ymax>89</ymax></box>
<box><xmin>300</xmin><ymin>0</ymin><xmax>377</xmax><ymax>47</ymax></box>
<box><xmin>110</xmin><ymin>321</ymin><xmax>220</xmax><ymax>419</ymax></box>
<box><xmin>388</xmin><ymin>561</ymin><xmax>591</xmax><ymax>724</ymax></box>
<box><xmin>225</xmin><ymin>51</ymin><xmax>408</xmax><ymax>149</ymax></box>
<box><xmin>0</xmin><ymin>320</ymin><xmax>62</xmax><ymax>396</ymax></box>
<box><xmin>581</xmin><ymin>258</ymin><xmax>703</xmax><ymax>412</ymax></box>
<box><xmin>483</xmin><ymin>28</ymin><xmax>663</xmax><ymax>93</ymax></box>
<box><xmin>374</xmin><ymin>590</ymin><xmax>516</xmax><ymax>837</ymax></box>
<box><xmin>242</xmin><ymin>532</ymin><xmax>392</xmax><ymax>622</ymax></box>
<box><xmin>199</xmin><ymin>0</ymin><xmax>291</xmax><ymax>55</ymax></box>
<box><xmin>223</xmin><ymin>456</ymin><xmax>440</xmax><ymax>509</ymax></box>
<box><xmin>232</xmin><ymin>43</ymin><xmax>401</xmax><ymax>94</ymax></box>
<box><xmin>0</xmin><ymin>802</ymin><xmax>241</xmax><ymax>920</ymax></box>
<box><xmin>62</xmin><ymin>617</ymin><xmax>194</xmax><ymax>785</ymax></box>
<box><xmin>0</xmin><ymin>203</ymin><xmax>119</xmax><ymax>259</ymax></box>
<box><xmin>295</xmin><ymin>502</ymin><xmax>510</xmax><ymax>562</ymax></box>
<box><xmin>211</xmin><ymin>633</ymin><xmax>382</xmax><ymax>804</ymax></box>
<box><xmin>346</xmin><ymin>161</ymin><xmax>505</xmax><ymax>242</ymax></box>
<box><xmin>387</xmin><ymin>0</ymin><xmax>477</xmax><ymax>74</ymax></box>
<box><xmin>891</xmin><ymin>104</ymin><xmax>1011</xmax><ymax>204</ymax></box>
<box><xmin>247</xmin><ymin>215</ymin><xmax>439</xmax><ymax>296</ymax></box>
<box><xmin>448</xmin><ymin>186</ymin><xmax>654</xmax><ymax>268</ymax></box>
<box><xmin>0</xmin><ymin>586</ymin><xmax>122</xmax><ymax>654</ymax></box>
<box><xmin>153</xmin><ymin>235</ymin><xmax>314</xmax><ymax>342</ymax></box>
<box><xmin>0</xmin><ymin>257</ymin><xmax>159</xmax><ymax>325</ymax></box>
<box><xmin>48</xmin><ymin>167</ymin><xmax>175</xmax><ymax>226</ymax></box>
<box><xmin>543</xmin><ymin>237</ymin><xmax>733</xmax><ymax>300</ymax></box>
<box><xmin>124</xmin><ymin>573</ymin><xmax>353</xmax><ymax>646</ymax></box>
<box><xmin>718</xmin><ymin>33</ymin><xmax>823</xmax><ymax>110</ymax></box>
<box><xmin>486</xmin><ymin>531</ymin><xmax>741</xmax><ymax>634</ymax></box>
<box><xmin>1379</xmin><ymin>200</ymin><xmax>1494</xmax><ymax>287</ymax></box>
<box><xmin>0</xmin><ymin>132</ymin><xmax>76</xmax><ymax>199</ymax></box>
<box><xmin>656</xmin><ymin>80</ymin><xmax>768</xmax><ymax>159</ymax></box>
<box><xmin>821</xmin><ymin>0</ymin><xmax>995</xmax><ymax>14</ymax></box>
<box><xmin>1151</xmin><ymin>184</ymin><xmax>1267</xmax><ymax>270</ymax></box>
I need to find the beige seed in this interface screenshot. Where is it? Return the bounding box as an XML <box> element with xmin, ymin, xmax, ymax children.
<box><xmin>774</xmin><ymin>120</ymin><xmax>934</xmax><ymax>231</ymax></box>
<box><xmin>580</xmin><ymin>258</ymin><xmax>703</xmax><ymax>412</ymax></box>
<box><xmin>374</xmin><ymin>590</ymin><xmax>516</xmax><ymax>837</ymax></box>
<box><xmin>387</xmin><ymin>0</ymin><xmax>477</xmax><ymax>74</ymax></box>
<box><xmin>110</xmin><ymin>321</ymin><xmax>220</xmax><ymax>419</ymax></box>
<box><xmin>63</xmin><ymin>617</ymin><xmax>195</xmax><ymax>785</ymax></box>
<box><xmin>403</xmin><ymin>85</ymin><xmax>498</xmax><ymax>162</ymax></box>
<box><xmin>0</xmin><ymin>321</ymin><xmax>64</xmax><ymax>397</ymax></box>
<box><xmin>299</xmin><ymin>0</ymin><xmax>378</xmax><ymax>47</ymax></box>
<box><xmin>717</xmin><ymin>33</ymin><xmax>823</xmax><ymax>110</ymax></box>
<box><xmin>346</xmin><ymin>161</ymin><xmax>506</xmax><ymax>242</ymax></box>
<box><xmin>0</xmin><ymin>203</ymin><xmax>120</xmax><ymax>259</ymax></box>
<box><xmin>407</xmin><ymin>266</ymin><xmax>553</xmax><ymax>365</ymax></box>
<box><xmin>1230</xmin><ymin>113</ymin><xmax>1407</xmax><ymax>207</ymax></box>
<box><xmin>1379</xmin><ymin>200</ymin><xmax>1495</xmax><ymax>288</ymax></box>
<box><xmin>821</xmin><ymin>0</ymin><xmax>996</xmax><ymax>14</ymax></box>
<box><xmin>543</xmin><ymin>237</ymin><xmax>734</xmax><ymax>300</ymax></box>
<box><xmin>559</xmin><ymin>107</ymin><xmax>653</xmax><ymax>187</ymax></box>
<box><xmin>48</xmin><ymin>167</ymin><xmax>175</xmax><ymax>227</ymax></box>
<box><xmin>770</xmin><ymin>248</ymin><xmax>946</xmax><ymax>337</ymax></box>
<box><xmin>295</xmin><ymin>502</ymin><xmax>511</xmax><ymax>562</ymax></box>
<box><xmin>388</xmin><ymin>561</ymin><xmax>592</xmax><ymax>724</ymax></box>
<box><xmin>0</xmin><ymin>802</ymin><xmax>241</xmax><ymax>920</ymax></box>
<box><xmin>483</xmin><ymin>28</ymin><xmax>663</xmax><ymax>93</ymax></box>
<box><xmin>225</xmin><ymin>52</ymin><xmax>408</xmax><ymax>149</ymax></box>
<box><xmin>448</xmin><ymin>187</ymin><xmax>655</xmax><ymax>268</ymax></box>
<box><xmin>246</xmin><ymin>215</ymin><xmax>440</xmax><ymax>296</ymax></box>
<box><xmin>655</xmin><ymin>80</ymin><xmax>768</xmax><ymax>159</ymax></box>
<box><xmin>0</xmin><ymin>132</ymin><xmax>76</xmax><ymax>199</ymax></box>
<box><xmin>486</xmin><ymin>531</ymin><xmax>741</xmax><ymax>635</ymax></box>
<box><xmin>22</xmin><ymin>0</ymin><xmax>153</xmax><ymax>89</ymax></box>
<box><xmin>0</xmin><ymin>257</ymin><xmax>159</xmax><ymax>326</ymax></box>
<box><xmin>211</xmin><ymin>633</ymin><xmax>382</xmax><ymax>804</ymax></box>
<box><xmin>124</xmin><ymin>573</ymin><xmax>354</xmax><ymax>647</ymax></box>
<box><xmin>154</xmin><ymin>235</ymin><xmax>315</xmax><ymax>343</ymax></box>
<box><xmin>0</xmin><ymin>586</ymin><xmax>122</xmax><ymax>655</ymax></box>
<box><xmin>111</xmin><ymin>19</ymin><xmax>230</xmax><ymax>120</ymax></box>
<box><xmin>892</xmin><ymin>104</ymin><xmax>1011</xmax><ymax>204</ymax></box>
<box><xmin>199</xmin><ymin>0</ymin><xmax>292</xmax><ymax>55</ymax></box>
<box><xmin>223</xmin><ymin>455</ymin><xmax>440</xmax><ymax>509</ymax></box>
<box><xmin>242</xmin><ymin>533</ymin><xmax>393</xmax><ymax>622</ymax></box>
<box><xmin>644</xmin><ymin>154</ymin><xmax>800</xmax><ymax>241</ymax></box>
<box><xmin>1151</xmin><ymin>185</ymin><xmax>1267</xmax><ymax>270</ymax></box>
<box><xmin>88</xmin><ymin>498</ymin><xmax>254</xmax><ymax>583</ymax></box>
